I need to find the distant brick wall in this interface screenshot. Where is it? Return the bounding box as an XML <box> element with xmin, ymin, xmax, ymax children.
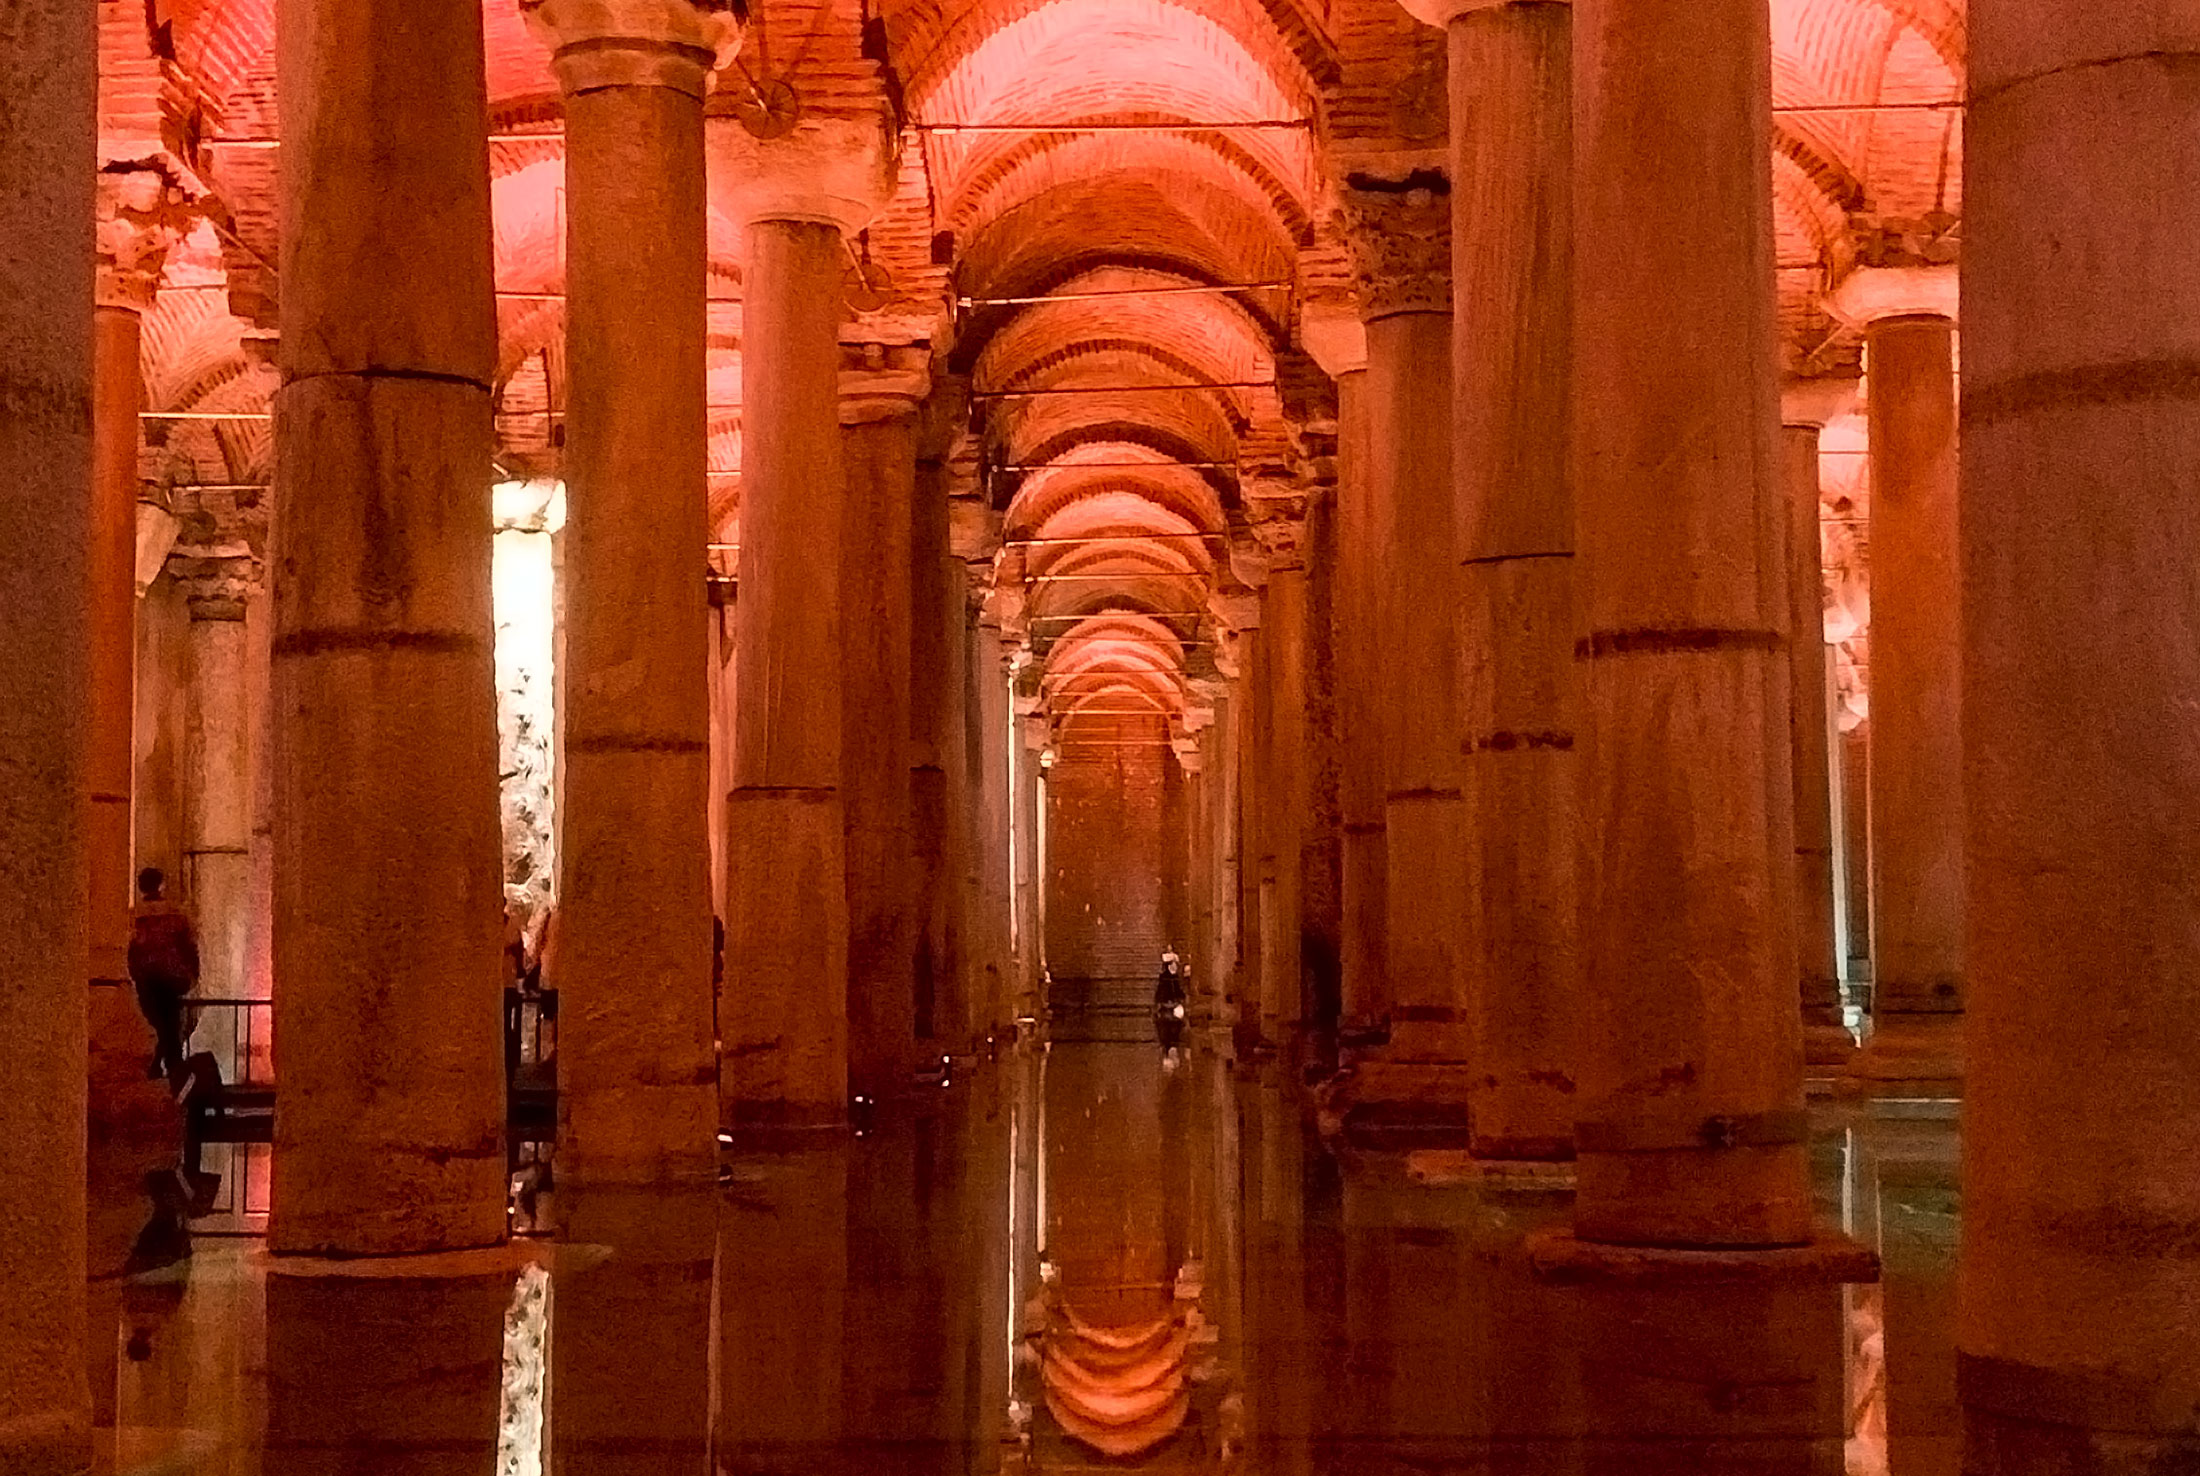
<box><xmin>1046</xmin><ymin>715</ymin><xmax>1172</xmax><ymax>981</ymax></box>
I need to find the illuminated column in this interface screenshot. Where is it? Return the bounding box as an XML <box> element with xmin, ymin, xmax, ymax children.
<box><xmin>270</xmin><ymin>0</ymin><xmax>508</xmax><ymax>1254</ymax></box>
<box><xmin>840</xmin><ymin>355</ymin><xmax>925</xmax><ymax>1097</ymax></box>
<box><xmin>1259</xmin><ymin>555</ymin><xmax>1310</xmax><ymax>1047</ymax></box>
<box><xmin>525</xmin><ymin>0</ymin><xmax>729</xmax><ymax>1182</ymax></box>
<box><xmin>970</xmin><ymin>618</ymin><xmax>1017</xmax><ymax>1027</ymax></box>
<box><xmin>0</xmin><ymin>2</ymin><xmax>93</xmax><ymax>1463</ymax></box>
<box><xmin>1339</xmin><ymin>174</ymin><xmax>1469</xmax><ymax>1110</ymax></box>
<box><xmin>1568</xmin><ymin>0</ymin><xmax>1809</xmax><ymax>1246</ymax></box>
<box><xmin>1302</xmin><ymin>313</ymin><xmax>1387</xmax><ymax>1037</ymax></box>
<box><xmin>1406</xmin><ymin>0</ymin><xmax>1582</xmax><ymax>1158</ymax></box>
<box><xmin>909</xmin><ymin>391</ymin><xmax>965</xmax><ymax>1051</ymax></box>
<box><xmin>1781</xmin><ymin>383</ymin><xmax>1859</xmax><ymax>1068</ymax></box>
<box><xmin>1834</xmin><ymin>269</ymin><xmax>1964</xmax><ymax>1088</ymax></box>
<box><xmin>1014</xmin><ymin>708</ymin><xmax>1048</xmax><ymax>1008</ymax></box>
<box><xmin>89</xmin><ymin>166</ymin><xmax>189</xmax><ymax>985</ymax></box>
<box><xmin>1960</xmin><ymin>10</ymin><xmax>2200</xmax><ymax>1464</ymax></box>
<box><xmin>183</xmin><ymin>576</ymin><xmax>254</xmax><ymax>1057</ymax></box>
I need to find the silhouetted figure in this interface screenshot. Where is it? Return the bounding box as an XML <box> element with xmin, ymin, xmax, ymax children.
<box><xmin>127</xmin><ymin>867</ymin><xmax>199</xmax><ymax>1080</ymax></box>
<box><xmin>1153</xmin><ymin>950</ymin><xmax>1187</xmax><ymax>1049</ymax></box>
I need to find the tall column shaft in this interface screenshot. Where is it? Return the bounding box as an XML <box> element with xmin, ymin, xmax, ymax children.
<box><xmin>1572</xmin><ymin>0</ymin><xmax>1808</xmax><ymax>1245</ymax></box>
<box><xmin>538</xmin><ymin>1</ymin><xmax>722</xmax><ymax>1181</ymax></box>
<box><xmin>270</xmin><ymin>0</ymin><xmax>508</xmax><ymax>1255</ymax></box>
<box><xmin>972</xmin><ymin>623</ymin><xmax>1015</xmax><ymax>1026</ymax></box>
<box><xmin>1332</xmin><ymin>369</ymin><xmax>1389</xmax><ymax>1033</ymax></box>
<box><xmin>88</xmin><ymin>305</ymin><xmax>142</xmax><ymax>984</ymax></box>
<box><xmin>842</xmin><ymin>405</ymin><xmax>917</xmax><ymax>1096</ymax></box>
<box><xmin>1444</xmin><ymin>0</ymin><xmax>1580</xmax><ymax>1159</ymax></box>
<box><xmin>1781</xmin><ymin>420</ymin><xmax>1853</xmax><ymax>1065</ymax></box>
<box><xmin>1960</xmin><ymin>10</ymin><xmax>2200</xmax><ymax>1463</ymax></box>
<box><xmin>1861</xmin><ymin>316</ymin><xmax>1964</xmax><ymax>1075</ymax></box>
<box><xmin>1267</xmin><ymin>565</ymin><xmax>1311</xmax><ymax>1044</ymax></box>
<box><xmin>184</xmin><ymin>599</ymin><xmax>253</xmax><ymax>1010</ymax></box>
<box><xmin>1300</xmin><ymin>489</ymin><xmax>1344</xmax><ymax>1036</ymax></box>
<box><xmin>909</xmin><ymin>444</ymin><xmax>957</xmax><ymax>1049</ymax></box>
<box><xmin>0</xmin><ymin>0</ymin><xmax>93</xmax><ymax>1462</ymax></box>
<box><xmin>725</xmin><ymin>218</ymin><xmax>850</xmax><ymax>1126</ymax></box>
<box><xmin>1013</xmin><ymin>714</ymin><xmax>1044</xmax><ymax>1011</ymax></box>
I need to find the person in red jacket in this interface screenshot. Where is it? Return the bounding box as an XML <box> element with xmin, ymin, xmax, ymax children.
<box><xmin>127</xmin><ymin>867</ymin><xmax>200</xmax><ymax>1080</ymax></box>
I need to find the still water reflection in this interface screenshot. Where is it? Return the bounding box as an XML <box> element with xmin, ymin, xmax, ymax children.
<box><xmin>96</xmin><ymin>1013</ymin><xmax>1956</xmax><ymax>1475</ymax></box>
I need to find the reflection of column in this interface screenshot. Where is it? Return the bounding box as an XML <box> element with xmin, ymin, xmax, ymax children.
<box><xmin>1570</xmin><ymin>0</ymin><xmax>1807</xmax><ymax>1245</ymax></box>
<box><xmin>265</xmin><ymin>1261</ymin><xmax>512</xmax><ymax>1472</ymax></box>
<box><xmin>1410</xmin><ymin>0</ymin><xmax>1581</xmax><ymax>1159</ymax></box>
<box><xmin>528</xmin><ymin>0</ymin><xmax>727</xmax><ymax>1183</ymax></box>
<box><xmin>716</xmin><ymin>1147</ymin><xmax>849</xmax><ymax>1468</ymax></box>
<box><xmin>1339</xmin><ymin>176</ymin><xmax>1468</xmax><ymax>1109</ymax></box>
<box><xmin>0</xmin><ymin>7</ymin><xmax>94</xmax><ymax>1460</ymax></box>
<box><xmin>1837</xmin><ymin>275</ymin><xmax>1962</xmax><ymax>1087</ymax></box>
<box><xmin>723</xmin><ymin>214</ymin><xmax>851</xmax><ymax>1126</ymax></box>
<box><xmin>1961</xmin><ymin>10</ymin><xmax>2200</xmax><ymax>1464</ymax></box>
<box><xmin>1780</xmin><ymin>388</ymin><xmax>1857</xmax><ymax>1068</ymax></box>
<box><xmin>842</xmin><ymin>381</ymin><xmax>920</xmax><ymax>1097</ymax></box>
<box><xmin>270</xmin><ymin>0</ymin><xmax>508</xmax><ymax>1254</ymax></box>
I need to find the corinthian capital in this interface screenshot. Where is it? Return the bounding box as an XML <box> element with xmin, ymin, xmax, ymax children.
<box><xmin>96</xmin><ymin>161</ymin><xmax>197</xmax><ymax>313</ymax></box>
<box><xmin>1333</xmin><ymin>168</ymin><xmax>1453</xmax><ymax>320</ymax></box>
<box><xmin>522</xmin><ymin>0</ymin><xmax>739</xmax><ymax>98</ymax></box>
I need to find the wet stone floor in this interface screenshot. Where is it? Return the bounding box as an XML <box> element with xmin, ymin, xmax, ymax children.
<box><xmin>94</xmin><ymin>1006</ymin><xmax>1957</xmax><ymax>1475</ymax></box>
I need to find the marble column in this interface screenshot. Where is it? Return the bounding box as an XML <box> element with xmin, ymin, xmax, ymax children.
<box><xmin>1304</xmin><ymin>316</ymin><xmax>1388</xmax><ymax>1039</ymax></box>
<box><xmin>0</xmin><ymin>2</ymin><xmax>93</xmax><ymax>1464</ymax></box>
<box><xmin>184</xmin><ymin>584</ymin><xmax>253</xmax><ymax>1069</ymax></box>
<box><xmin>1260</xmin><ymin>559</ymin><xmax>1310</xmax><ymax>1047</ymax></box>
<box><xmin>1410</xmin><ymin>0</ymin><xmax>1582</xmax><ymax>1159</ymax></box>
<box><xmin>1960</xmin><ymin>9</ymin><xmax>2200</xmax><ymax>1465</ymax></box>
<box><xmin>1340</xmin><ymin>177</ymin><xmax>1469</xmax><ymax>1110</ymax></box>
<box><xmin>527</xmin><ymin>0</ymin><xmax>728</xmax><ymax>1182</ymax></box>
<box><xmin>1780</xmin><ymin>386</ymin><xmax>1858</xmax><ymax>1069</ymax></box>
<box><xmin>270</xmin><ymin>0</ymin><xmax>508</xmax><ymax>1255</ymax></box>
<box><xmin>724</xmin><ymin>213</ymin><xmax>853</xmax><ymax>1127</ymax></box>
<box><xmin>1837</xmin><ymin>272</ymin><xmax>1963</xmax><ymax>1088</ymax></box>
<box><xmin>89</xmin><ymin>167</ymin><xmax>187</xmax><ymax>984</ymax></box>
<box><xmin>841</xmin><ymin>375</ymin><xmax>921</xmax><ymax>1098</ymax></box>
<box><xmin>1570</xmin><ymin>0</ymin><xmax>1809</xmax><ymax>1246</ymax></box>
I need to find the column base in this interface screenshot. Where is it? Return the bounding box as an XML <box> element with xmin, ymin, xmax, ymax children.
<box><xmin>1319</xmin><ymin>1058</ymin><xmax>1477</xmax><ymax>1149</ymax></box>
<box><xmin>1406</xmin><ymin>1149</ymin><xmax>1578</xmax><ymax>1192</ymax></box>
<box><xmin>560</xmin><ymin>1084</ymin><xmax>721</xmax><ymax>1189</ymax></box>
<box><xmin>1840</xmin><ymin>1013</ymin><xmax>1963</xmax><ymax>1096</ymax></box>
<box><xmin>1526</xmin><ymin>1224</ymin><xmax>1879</xmax><ymax>1286</ymax></box>
<box><xmin>1803</xmin><ymin>1021</ymin><xmax>1859</xmax><ymax>1069</ymax></box>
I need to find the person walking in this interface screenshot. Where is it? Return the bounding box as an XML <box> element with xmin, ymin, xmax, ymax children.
<box><xmin>127</xmin><ymin>867</ymin><xmax>200</xmax><ymax>1080</ymax></box>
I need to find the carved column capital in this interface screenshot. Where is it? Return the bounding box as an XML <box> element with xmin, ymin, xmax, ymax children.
<box><xmin>1333</xmin><ymin>171</ymin><xmax>1453</xmax><ymax>320</ymax></box>
<box><xmin>1826</xmin><ymin>264</ymin><xmax>1958</xmax><ymax>330</ymax></box>
<box><xmin>96</xmin><ymin>161</ymin><xmax>197</xmax><ymax>313</ymax></box>
<box><xmin>1398</xmin><ymin>0</ymin><xmax>1565</xmax><ymax>24</ymax></box>
<box><xmin>838</xmin><ymin>341</ymin><xmax>933</xmax><ymax>425</ymax></box>
<box><xmin>522</xmin><ymin>0</ymin><xmax>739</xmax><ymax>98</ymax></box>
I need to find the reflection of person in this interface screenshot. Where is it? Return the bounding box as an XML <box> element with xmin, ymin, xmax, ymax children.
<box><xmin>127</xmin><ymin>867</ymin><xmax>199</xmax><ymax>1079</ymax></box>
<box><xmin>1153</xmin><ymin>951</ymin><xmax>1185</xmax><ymax>1009</ymax></box>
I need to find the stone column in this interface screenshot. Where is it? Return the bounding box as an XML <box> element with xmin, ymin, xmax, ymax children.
<box><xmin>971</xmin><ymin>618</ymin><xmax>1017</xmax><ymax>1027</ymax></box>
<box><xmin>1304</xmin><ymin>315</ymin><xmax>1388</xmax><ymax>1039</ymax></box>
<box><xmin>909</xmin><ymin>397</ymin><xmax>962</xmax><ymax>1052</ymax></box>
<box><xmin>183</xmin><ymin>579</ymin><xmax>254</xmax><ymax>1065</ymax></box>
<box><xmin>1338</xmin><ymin>175</ymin><xmax>1470</xmax><ymax>1113</ymax></box>
<box><xmin>269</xmin><ymin>0</ymin><xmax>508</xmax><ymax>1255</ymax></box>
<box><xmin>1781</xmin><ymin>383</ymin><xmax>1859</xmax><ymax>1068</ymax></box>
<box><xmin>1568</xmin><ymin>0</ymin><xmax>1809</xmax><ymax>1246</ymax></box>
<box><xmin>1407</xmin><ymin>0</ymin><xmax>1581</xmax><ymax>1160</ymax></box>
<box><xmin>526</xmin><ymin>0</ymin><xmax>729</xmax><ymax>1183</ymax></box>
<box><xmin>1260</xmin><ymin>558</ymin><xmax>1310</xmax><ymax>1047</ymax></box>
<box><xmin>89</xmin><ymin>166</ymin><xmax>188</xmax><ymax>984</ymax></box>
<box><xmin>0</xmin><ymin>2</ymin><xmax>93</xmax><ymax>1463</ymax></box>
<box><xmin>1960</xmin><ymin>10</ymin><xmax>2200</xmax><ymax>1464</ymax></box>
<box><xmin>840</xmin><ymin>361</ymin><xmax>923</xmax><ymax>1098</ymax></box>
<box><xmin>1013</xmin><ymin>703</ymin><xmax>1046</xmax><ymax>1012</ymax></box>
<box><xmin>1834</xmin><ymin>270</ymin><xmax>1963</xmax><ymax>1089</ymax></box>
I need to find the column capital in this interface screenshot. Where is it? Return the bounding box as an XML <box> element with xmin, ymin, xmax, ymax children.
<box><xmin>522</xmin><ymin>0</ymin><xmax>738</xmax><ymax>98</ymax></box>
<box><xmin>96</xmin><ymin>160</ymin><xmax>197</xmax><ymax>313</ymax></box>
<box><xmin>1780</xmin><ymin>376</ymin><xmax>1860</xmax><ymax>430</ymax></box>
<box><xmin>1299</xmin><ymin>302</ymin><xmax>1367</xmax><ymax>378</ymax></box>
<box><xmin>1332</xmin><ymin>164</ymin><xmax>1453</xmax><ymax>320</ymax></box>
<box><xmin>1398</xmin><ymin>0</ymin><xmax>1564</xmax><ymax>24</ymax></box>
<box><xmin>837</xmin><ymin>340</ymin><xmax>932</xmax><ymax>425</ymax></box>
<box><xmin>1825</xmin><ymin>264</ymin><xmax>1958</xmax><ymax>331</ymax></box>
<box><xmin>714</xmin><ymin>113</ymin><xmax>901</xmax><ymax>234</ymax></box>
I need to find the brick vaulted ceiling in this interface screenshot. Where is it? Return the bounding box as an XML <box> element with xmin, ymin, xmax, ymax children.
<box><xmin>121</xmin><ymin>0</ymin><xmax>1961</xmax><ymax>728</ymax></box>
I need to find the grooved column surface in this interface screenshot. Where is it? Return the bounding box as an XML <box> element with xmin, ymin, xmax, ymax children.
<box><xmin>1862</xmin><ymin>319</ymin><xmax>1964</xmax><ymax>1046</ymax></box>
<box><xmin>842</xmin><ymin>412</ymin><xmax>917</xmax><ymax>1096</ymax></box>
<box><xmin>0</xmin><ymin>0</ymin><xmax>93</xmax><ymax>1464</ymax></box>
<box><xmin>269</xmin><ymin>0</ymin><xmax>507</xmax><ymax>1256</ymax></box>
<box><xmin>724</xmin><ymin>218</ymin><xmax>850</xmax><ymax>1126</ymax></box>
<box><xmin>1960</xmin><ymin>11</ymin><xmax>2200</xmax><ymax>1464</ymax></box>
<box><xmin>555</xmin><ymin>64</ymin><xmax>716</xmax><ymax>1181</ymax></box>
<box><xmin>1450</xmin><ymin>0</ymin><xmax>1579</xmax><ymax>1160</ymax></box>
<box><xmin>1572</xmin><ymin>0</ymin><xmax>1809</xmax><ymax>1246</ymax></box>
